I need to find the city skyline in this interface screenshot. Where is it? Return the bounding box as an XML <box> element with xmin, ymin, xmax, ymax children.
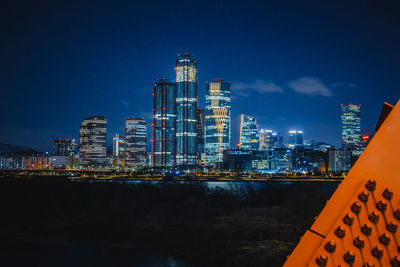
<box><xmin>2</xmin><ymin>1</ymin><xmax>400</xmax><ymax>151</ymax></box>
<box><xmin>2</xmin><ymin>2</ymin><xmax>400</xmax><ymax>266</ymax></box>
<box><xmin>0</xmin><ymin>48</ymin><xmax>388</xmax><ymax>155</ymax></box>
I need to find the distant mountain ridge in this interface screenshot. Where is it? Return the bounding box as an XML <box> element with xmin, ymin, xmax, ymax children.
<box><xmin>0</xmin><ymin>143</ymin><xmax>42</xmax><ymax>156</ymax></box>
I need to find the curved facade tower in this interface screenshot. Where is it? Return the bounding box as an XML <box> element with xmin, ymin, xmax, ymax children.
<box><xmin>205</xmin><ymin>79</ymin><xmax>231</xmax><ymax>164</ymax></box>
<box><xmin>175</xmin><ymin>53</ymin><xmax>198</xmax><ymax>166</ymax></box>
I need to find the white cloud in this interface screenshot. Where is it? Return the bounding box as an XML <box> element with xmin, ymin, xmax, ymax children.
<box><xmin>330</xmin><ymin>82</ymin><xmax>358</xmax><ymax>88</ymax></box>
<box><xmin>120</xmin><ymin>100</ymin><xmax>130</xmax><ymax>108</ymax></box>
<box><xmin>288</xmin><ymin>77</ymin><xmax>333</xmax><ymax>97</ymax></box>
<box><xmin>231</xmin><ymin>79</ymin><xmax>284</xmax><ymax>97</ymax></box>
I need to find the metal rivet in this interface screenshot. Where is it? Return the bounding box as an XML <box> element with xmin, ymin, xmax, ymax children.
<box><xmin>394</xmin><ymin>209</ymin><xmax>400</xmax><ymax>221</ymax></box>
<box><xmin>387</xmin><ymin>222</ymin><xmax>398</xmax><ymax>233</ymax></box>
<box><xmin>366</xmin><ymin>180</ymin><xmax>376</xmax><ymax>192</ymax></box>
<box><xmin>351</xmin><ymin>201</ymin><xmax>362</xmax><ymax>214</ymax></box>
<box><xmin>383</xmin><ymin>188</ymin><xmax>393</xmax><ymax>201</ymax></box>
<box><xmin>358</xmin><ymin>190</ymin><xmax>370</xmax><ymax>203</ymax></box>
<box><xmin>361</xmin><ymin>224</ymin><xmax>373</xmax><ymax>236</ymax></box>
<box><xmin>379</xmin><ymin>233</ymin><xmax>391</xmax><ymax>246</ymax></box>
<box><xmin>369</xmin><ymin>211</ymin><xmax>380</xmax><ymax>224</ymax></box>
<box><xmin>315</xmin><ymin>254</ymin><xmax>328</xmax><ymax>267</ymax></box>
<box><xmin>343</xmin><ymin>250</ymin><xmax>355</xmax><ymax>264</ymax></box>
<box><xmin>391</xmin><ymin>256</ymin><xmax>400</xmax><ymax>267</ymax></box>
<box><xmin>343</xmin><ymin>213</ymin><xmax>354</xmax><ymax>226</ymax></box>
<box><xmin>335</xmin><ymin>225</ymin><xmax>346</xmax><ymax>238</ymax></box>
<box><xmin>353</xmin><ymin>236</ymin><xmax>365</xmax><ymax>249</ymax></box>
<box><xmin>376</xmin><ymin>200</ymin><xmax>387</xmax><ymax>212</ymax></box>
<box><xmin>324</xmin><ymin>240</ymin><xmax>336</xmax><ymax>253</ymax></box>
<box><xmin>371</xmin><ymin>246</ymin><xmax>383</xmax><ymax>259</ymax></box>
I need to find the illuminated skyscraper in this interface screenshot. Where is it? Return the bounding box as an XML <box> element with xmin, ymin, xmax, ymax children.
<box><xmin>259</xmin><ymin>130</ymin><xmax>283</xmax><ymax>150</ymax></box>
<box><xmin>79</xmin><ymin>116</ymin><xmax>107</xmax><ymax>168</ymax></box>
<box><xmin>288</xmin><ymin>130</ymin><xmax>303</xmax><ymax>149</ymax></box>
<box><xmin>205</xmin><ymin>79</ymin><xmax>231</xmax><ymax>164</ymax></box>
<box><xmin>53</xmin><ymin>139</ymin><xmax>77</xmax><ymax>156</ymax></box>
<box><xmin>341</xmin><ymin>104</ymin><xmax>361</xmax><ymax>155</ymax></box>
<box><xmin>125</xmin><ymin>118</ymin><xmax>147</xmax><ymax>168</ymax></box>
<box><xmin>196</xmin><ymin>107</ymin><xmax>205</xmax><ymax>163</ymax></box>
<box><xmin>152</xmin><ymin>78</ymin><xmax>176</xmax><ymax>168</ymax></box>
<box><xmin>239</xmin><ymin>114</ymin><xmax>259</xmax><ymax>150</ymax></box>
<box><xmin>175</xmin><ymin>53</ymin><xmax>197</xmax><ymax>166</ymax></box>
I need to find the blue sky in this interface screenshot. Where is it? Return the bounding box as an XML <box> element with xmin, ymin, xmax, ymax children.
<box><xmin>1</xmin><ymin>0</ymin><xmax>399</xmax><ymax>151</ymax></box>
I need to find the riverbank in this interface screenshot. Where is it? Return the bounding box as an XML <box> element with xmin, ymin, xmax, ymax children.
<box><xmin>0</xmin><ymin>178</ymin><xmax>339</xmax><ymax>266</ymax></box>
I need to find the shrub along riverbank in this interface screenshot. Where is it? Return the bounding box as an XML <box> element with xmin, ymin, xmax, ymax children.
<box><xmin>0</xmin><ymin>178</ymin><xmax>338</xmax><ymax>266</ymax></box>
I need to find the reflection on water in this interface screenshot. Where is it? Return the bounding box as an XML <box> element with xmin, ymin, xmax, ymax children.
<box><xmin>205</xmin><ymin>180</ymin><xmax>339</xmax><ymax>194</ymax></box>
<box><xmin>0</xmin><ymin>244</ymin><xmax>189</xmax><ymax>267</ymax></box>
<box><xmin>87</xmin><ymin>179</ymin><xmax>340</xmax><ymax>195</ymax></box>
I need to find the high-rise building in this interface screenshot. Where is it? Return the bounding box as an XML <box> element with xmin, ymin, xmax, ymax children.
<box><xmin>205</xmin><ymin>79</ymin><xmax>231</xmax><ymax>164</ymax></box>
<box><xmin>53</xmin><ymin>139</ymin><xmax>77</xmax><ymax>156</ymax></box>
<box><xmin>196</xmin><ymin>107</ymin><xmax>205</xmax><ymax>163</ymax></box>
<box><xmin>259</xmin><ymin>130</ymin><xmax>283</xmax><ymax>150</ymax></box>
<box><xmin>341</xmin><ymin>104</ymin><xmax>361</xmax><ymax>156</ymax></box>
<box><xmin>288</xmin><ymin>130</ymin><xmax>303</xmax><ymax>149</ymax></box>
<box><xmin>259</xmin><ymin>130</ymin><xmax>272</xmax><ymax>150</ymax></box>
<box><xmin>270</xmin><ymin>148</ymin><xmax>293</xmax><ymax>172</ymax></box>
<box><xmin>79</xmin><ymin>116</ymin><xmax>107</xmax><ymax>168</ymax></box>
<box><xmin>328</xmin><ymin>148</ymin><xmax>352</xmax><ymax>172</ymax></box>
<box><xmin>239</xmin><ymin>114</ymin><xmax>259</xmax><ymax>150</ymax></box>
<box><xmin>112</xmin><ymin>134</ymin><xmax>125</xmax><ymax>166</ymax></box>
<box><xmin>175</xmin><ymin>53</ymin><xmax>198</xmax><ymax>166</ymax></box>
<box><xmin>152</xmin><ymin>78</ymin><xmax>176</xmax><ymax>168</ymax></box>
<box><xmin>125</xmin><ymin>118</ymin><xmax>147</xmax><ymax>168</ymax></box>
<box><xmin>112</xmin><ymin>134</ymin><xmax>121</xmax><ymax>157</ymax></box>
<box><xmin>271</xmin><ymin>131</ymin><xmax>284</xmax><ymax>148</ymax></box>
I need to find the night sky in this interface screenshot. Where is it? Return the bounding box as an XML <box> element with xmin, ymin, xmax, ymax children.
<box><xmin>1</xmin><ymin>0</ymin><xmax>399</xmax><ymax>151</ymax></box>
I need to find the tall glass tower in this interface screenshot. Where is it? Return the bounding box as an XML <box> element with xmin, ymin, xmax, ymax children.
<box><xmin>175</xmin><ymin>53</ymin><xmax>197</xmax><ymax>166</ymax></box>
<box><xmin>239</xmin><ymin>114</ymin><xmax>259</xmax><ymax>150</ymax></box>
<box><xmin>341</xmin><ymin>104</ymin><xmax>361</xmax><ymax>155</ymax></box>
<box><xmin>152</xmin><ymin>78</ymin><xmax>176</xmax><ymax>168</ymax></box>
<box><xmin>79</xmin><ymin>116</ymin><xmax>107</xmax><ymax>168</ymax></box>
<box><xmin>125</xmin><ymin>117</ymin><xmax>147</xmax><ymax>168</ymax></box>
<box><xmin>205</xmin><ymin>79</ymin><xmax>231</xmax><ymax>164</ymax></box>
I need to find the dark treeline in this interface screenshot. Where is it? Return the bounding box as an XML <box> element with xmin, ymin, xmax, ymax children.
<box><xmin>0</xmin><ymin>178</ymin><xmax>338</xmax><ymax>266</ymax></box>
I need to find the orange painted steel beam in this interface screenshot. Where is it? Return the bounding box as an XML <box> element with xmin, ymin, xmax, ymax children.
<box><xmin>284</xmin><ymin>99</ymin><xmax>400</xmax><ymax>267</ymax></box>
